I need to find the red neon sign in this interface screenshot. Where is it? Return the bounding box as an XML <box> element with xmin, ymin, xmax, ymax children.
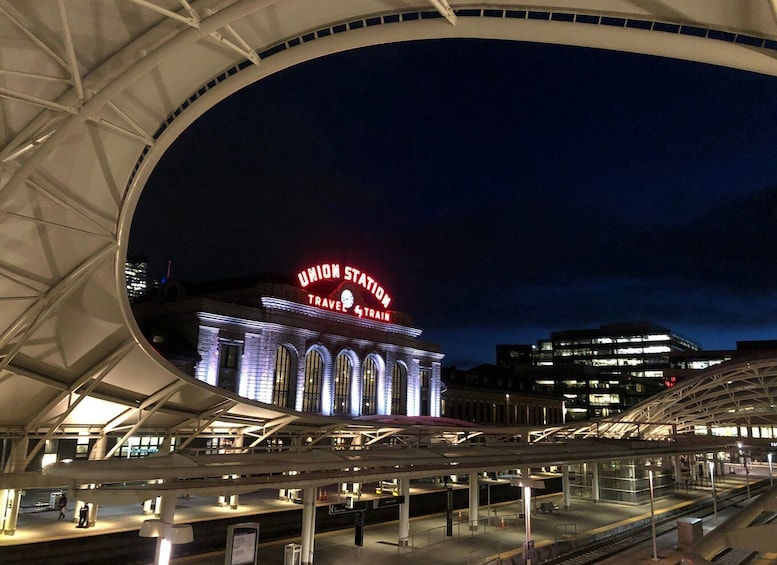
<box><xmin>297</xmin><ymin>263</ymin><xmax>393</xmax><ymax>322</ymax></box>
<box><xmin>297</xmin><ymin>263</ymin><xmax>392</xmax><ymax>308</ymax></box>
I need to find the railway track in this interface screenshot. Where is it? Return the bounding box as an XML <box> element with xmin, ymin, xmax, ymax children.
<box><xmin>539</xmin><ymin>481</ymin><xmax>771</xmax><ymax>565</ymax></box>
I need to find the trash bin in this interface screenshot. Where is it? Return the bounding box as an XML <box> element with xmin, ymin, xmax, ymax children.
<box><xmin>283</xmin><ymin>543</ymin><xmax>302</xmax><ymax>565</ymax></box>
<box><xmin>677</xmin><ymin>517</ymin><xmax>703</xmax><ymax>550</ymax></box>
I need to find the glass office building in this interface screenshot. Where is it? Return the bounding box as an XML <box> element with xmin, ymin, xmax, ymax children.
<box><xmin>499</xmin><ymin>322</ymin><xmax>701</xmax><ymax>422</ymax></box>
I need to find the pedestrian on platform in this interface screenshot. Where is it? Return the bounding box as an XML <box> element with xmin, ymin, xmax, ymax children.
<box><xmin>77</xmin><ymin>503</ymin><xmax>89</xmax><ymax>528</ymax></box>
<box><xmin>57</xmin><ymin>494</ymin><xmax>67</xmax><ymax>520</ymax></box>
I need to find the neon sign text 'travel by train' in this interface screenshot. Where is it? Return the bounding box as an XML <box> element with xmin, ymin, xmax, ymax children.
<box><xmin>297</xmin><ymin>263</ymin><xmax>392</xmax><ymax>308</ymax></box>
<box><xmin>305</xmin><ymin>294</ymin><xmax>391</xmax><ymax>322</ymax></box>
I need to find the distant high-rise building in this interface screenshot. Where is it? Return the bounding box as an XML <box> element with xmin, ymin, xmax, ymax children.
<box><xmin>497</xmin><ymin>322</ymin><xmax>702</xmax><ymax>422</ymax></box>
<box><xmin>125</xmin><ymin>255</ymin><xmax>148</xmax><ymax>302</ymax></box>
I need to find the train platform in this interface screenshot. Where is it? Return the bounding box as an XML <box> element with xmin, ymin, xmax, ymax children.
<box><xmin>173</xmin><ymin>473</ymin><xmax>754</xmax><ymax>565</ymax></box>
<box><xmin>0</xmin><ymin>465</ymin><xmax>769</xmax><ymax>565</ymax></box>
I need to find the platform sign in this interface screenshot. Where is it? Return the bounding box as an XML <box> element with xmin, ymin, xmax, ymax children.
<box><xmin>354</xmin><ymin>511</ymin><xmax>365</xmax><ymax>547</ymax></box>
<box><xmin>329</xmin><ymin>503</ymin><xmax>350</xmax><ymax>515</ymax></box>
<box><xmin>446</xmin><ymin>486</ymin><xmax>453</xmax><ymax>537</ymax></box>
<box><xmin>225</xmin><ymin>522</ymin><xmax>260</xmax><ymax>565</ymax></box>
<box><xmin>329</xmin><ymin>501</ymin><xmax>369</xmax><ymax>515</ymax></box>
<box><xmin>373</xmin><ymin>497</ymin><xmax>403</xmax><ymax>509</ymax></box>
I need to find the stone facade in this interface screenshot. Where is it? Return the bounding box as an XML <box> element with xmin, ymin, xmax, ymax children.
<box><xmin>134</xmin><ymin>274</ymin><xmax>444</xmax><ymax>418</ymax></box>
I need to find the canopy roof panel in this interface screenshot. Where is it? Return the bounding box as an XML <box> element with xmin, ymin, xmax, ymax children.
<box><xmin>1</xmin><ymin>1</ymin><xmax>777</xmax><ymax>471</ymax></box>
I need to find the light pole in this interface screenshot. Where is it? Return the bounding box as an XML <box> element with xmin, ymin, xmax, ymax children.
<box><xmin>708</xmin><ymin>461</ymin><xmax>718</xmax><ymax>526</ymax></box>
<box><xmin>769</xmin><ymin>453</ymin><xmax>774</xmax><ymax>487</ymax></box>
<box><xmin>647</xmin><ymin>467</ymin><xmax>658</xmax><ymax>562</ymax></box>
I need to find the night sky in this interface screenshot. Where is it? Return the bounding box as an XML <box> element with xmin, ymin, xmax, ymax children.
<box><xmin>129</xmin><ymin>39</ymin><xmax>777</xmax><ymax>368</ymax></box>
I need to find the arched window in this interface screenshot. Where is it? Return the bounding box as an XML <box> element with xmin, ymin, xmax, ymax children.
<box><xmin>333</xmin><ymin>354</ymin><xmax>352</xmax><ymax>415</ymax></box>
<box><xmin>272</xmin><ymin>345</ymin><xmax>291</xmax><ymax>408</ymax></box>
<box><xmin>303</xmin><ymin>349</ymin><xmax>323</xmax><ymax>413</ymax></box>
<box><xmin>391</xmin><ymin>362</ymin><xmax>407</xmax><ymax>415</ymax></box>
<box><xmin>362</xmin><ymin>357</ymin><xmax>378</xmax><ymax>415</ymax></box>
<box><xmin>420</xmin><ymin>367</ymin><xmax>431</xmax><ymax>416</ymax></box>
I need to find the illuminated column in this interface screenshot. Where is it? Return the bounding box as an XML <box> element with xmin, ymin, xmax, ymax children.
<box><xmin>238</xmin><ymin>333</ymin><xmax>263</xmax><ymax>400</ymax></box>
<box><xmin>154</xmin><ymin>495</ymin><xmax>176</xmax><ymax>565</ymax></box>
<box><xmin>398</xmin><ymin>479</ymin><xmax>410</xmax><ymax>546</ymax></box>
<box><xmin>591</xmin><ymin>463</ymin><xmax>600</xmax><ymax>503</ymax></box>
<box><xmin>350</xmin><ymin>357</ymin><xmax>362</xmax><ymax>418</ymax></box>
<box><xmin>468</xmin><ymin>473</ymin><xmax>479</xmax><ymax>530</ymax></box>
<box><xmin>320</xmin><ymin>348</ymin><xmax>334</xmax><ymax>416</ymax></box>
<box><xmin>376</xmin><ymin>354</ymin><xmax>387</xmax><ymax>416</ymax></box>
<box><xmin>301</xmin><ymin>487</ymin><xmax>317</xmax><ymax>565</ymax></box>
<box><xmin>195</xmin><ymin>326</ymin><xmax>220</xmax><ymax>386</ymax></box>
<box><xmin>562</xmin><ymin>465</ymin><xmax>571</xmax><ymax>509</ymax></box>
<box><xmin>0</xmin><ymin>489</ymin><xmax>21</xmax><ymax>535</ymax></box>
<box><xmin>0</xmin><ymin>437</ymin><xmax>28</xmax><ymax>535</ymax></box>
<box><xmin>294</xmin><ymin>351</ymin><xmax>307</xmax><ymax>412</ymax></box>
<box><xmin>407</xmin><ymin>359</ymin><xmax>421</xmax><ymax>417</ymax></box>
<box><xmin>87</xmin><ymin>501</ymin><xmax>98</xmax><ymax>527</ymax></box>
<box><xmin>383</xmin><ymin>350</ymin><xmax>398</xmax><ymax>415</ymax></box>
<box><xmin>430</xmin><ymin>362</ymin><xmax>442</xmax><ymax>417</ymax></box>
<box><xmin>709</xmin><ymin>461</ymin><xmax>718</xmax><ymax>526</ymax></box>
<box><xmin>74</xmin><ymin>435</ymin><xmax>106</xmax><ymax>526</ymax></box>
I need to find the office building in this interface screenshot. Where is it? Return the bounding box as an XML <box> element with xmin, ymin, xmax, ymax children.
<box><xmin>125</xmin><ymin>255</ymin><xmax>149</xmax><ymax>302</ymax></box>
<box><xmin>441</xmin><ymin>364</ymin><xmax>564</xmax><ymax>426</ymax></box>
<box><xmin>498</xmin><ymin>322</ymin><xmax>701</xmax><ymax>421</ymax></box>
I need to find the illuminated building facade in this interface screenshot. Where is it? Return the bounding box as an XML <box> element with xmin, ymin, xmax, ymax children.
<box><xmin>441</xmin><ymin>364</ymin><xmax>564</xmax><ymax>426</ymax></box>
<box><xmin>134</xmin><ymin>266</ymin><xmax>444</xmax><ymax>418</ymax></box>
<box><xmin>498</xmin><ymin>322</ymin><xmax>701</xmax><ymax>421</ymax></box>
<box><xmin>125</xmin><ymin>255</ymin><xmax>149</xmax><ymax>302</ymax></box>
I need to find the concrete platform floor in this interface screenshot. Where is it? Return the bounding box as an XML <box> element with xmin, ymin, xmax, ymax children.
<box><xmin>0</xmin><ymin>465</ymin><xmax>769</xmax><ymax>565</ymax></box>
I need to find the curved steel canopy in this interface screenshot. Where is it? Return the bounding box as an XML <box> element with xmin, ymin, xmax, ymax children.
<box><xmin>2</xmin><ymin>0</ymin><xmax>777</xmax><ymax>478</ymax></box>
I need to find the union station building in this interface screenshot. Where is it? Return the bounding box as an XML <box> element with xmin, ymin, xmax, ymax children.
<box><xmin>133</xmin><ymin>264</ymin><xmax>444</xmax><ymax>419</ymax></box>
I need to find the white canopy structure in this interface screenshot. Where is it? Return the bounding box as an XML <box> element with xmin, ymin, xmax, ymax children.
<box><xmin>2</xmin><ymin>0</ymin><xmax>777</xmax><ymax>483</ymax></box>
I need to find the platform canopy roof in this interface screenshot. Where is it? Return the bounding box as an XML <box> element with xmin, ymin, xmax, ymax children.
<box><xmin>2</xmin><ymin>0</ymin><xmax>777</xmax><ymax>474</ymax></box>
<box><xmin>531</xmin><ymin>353</ymin><xmax>777</xmax><ymax>442</ymax></box>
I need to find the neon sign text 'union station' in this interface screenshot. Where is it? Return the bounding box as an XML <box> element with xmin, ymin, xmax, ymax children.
<box><xmin>297</xmin><ymin>263</ymin><xmax>392</xmax><ymax>308</ymax></box>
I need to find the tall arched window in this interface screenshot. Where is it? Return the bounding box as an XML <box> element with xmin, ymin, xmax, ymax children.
<box><xmin>333</xmin><ymin>354</ymin><xmax>352</xmax><ymax>415</ymax></box>
<box><xmin>420</xmin><ymin>367</ymin><xmax>431</xmax><ymax>416</ymax></box>
<box><xmin>391</xmin><ymin>362</ymin><xmax>407</xmax><ymax>415</ymax></box>
<box><xmin>303</xmin><ymin>349</ymin><xmax>323</xmax><ymax>413</ymax></box>
<box><xmin>362</xmin><ymin>357</ymin><xmax>378</xmax><ymax>415</ymax></box>
<box><xmin>272</xmin><ymin>345</ymin><xmax>292</xmax><ymax>408</ymax></box>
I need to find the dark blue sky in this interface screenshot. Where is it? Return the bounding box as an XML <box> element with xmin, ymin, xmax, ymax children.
<box><xmin>130</xmin><ymin>39</ymin><xmax>777</xmax><ymax>367</ymax></box>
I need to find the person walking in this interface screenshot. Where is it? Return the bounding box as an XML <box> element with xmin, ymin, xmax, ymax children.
<box><xmin>57</xmin><ymin>494</ymin><xmax>67</xmax><ymax>520</ymax></box>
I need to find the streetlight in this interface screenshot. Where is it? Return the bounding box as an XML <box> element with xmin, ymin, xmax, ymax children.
<box><xmin>768</xmin><ymin>453</ymin><xmax>774</xmax><ymax>487</ymax></box>
<box><xmin>647</xmin><ymin>466</ymin><xmax>658</xmax><ymax>562</ymax></box>
<box><xmin>708</xmin><ymin>461</ymin><xmax>718</xmax><ymax>526</ymax></box>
